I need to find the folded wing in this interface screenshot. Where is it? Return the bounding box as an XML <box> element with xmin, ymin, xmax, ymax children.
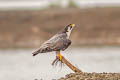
<box><xmin>32</xmin><ymin>34</ymin><xmax>71</xmax><ymax>56</ymax></box>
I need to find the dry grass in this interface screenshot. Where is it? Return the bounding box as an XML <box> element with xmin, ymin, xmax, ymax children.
<box><xmin>0</xmin><ymin>7</ymin><xmax>120</xmax><ymax>48</ymax></box>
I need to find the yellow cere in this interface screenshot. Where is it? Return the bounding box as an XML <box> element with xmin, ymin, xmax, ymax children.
<box><xmin>70</xmin><ymin>24</ymin><xmax>75</xmax><ymax>27</ymax></box>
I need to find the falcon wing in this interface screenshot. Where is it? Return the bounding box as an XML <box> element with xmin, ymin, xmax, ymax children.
<box><xmin>50</xmin><ymin>38</ymin><xmax>71</xmax><ymax>51</ymax></box>
<box><xmin>32</xmin><ymin>33</ymin><xmax>71</xmax><ymax>56</ymax></box>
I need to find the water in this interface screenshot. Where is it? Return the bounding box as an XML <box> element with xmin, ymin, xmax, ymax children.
<box><xmin>0</xmin><ymin>47</ymin><xmax>120</xmax><ymax>80</ymax></box>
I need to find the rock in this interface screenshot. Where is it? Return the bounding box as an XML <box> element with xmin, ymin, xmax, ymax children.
<box><xmin>58</xmin><ymin>72</ymin><xmax>120</xmax><ymax>80</ymax></box>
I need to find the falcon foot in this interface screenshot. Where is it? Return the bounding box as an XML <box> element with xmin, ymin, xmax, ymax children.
<box><xmin>52</xmin><ymin>53</ymin><xmax>64</xmax><ymax>67</ymax></box>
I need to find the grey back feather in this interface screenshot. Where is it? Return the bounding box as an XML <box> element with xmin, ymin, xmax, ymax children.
<box><xmin>32</xmin><ymin>33</ymin><xmax>71</xmax><ymax>56</ymax></box>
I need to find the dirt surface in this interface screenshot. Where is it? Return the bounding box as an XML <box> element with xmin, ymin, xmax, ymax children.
<box><xmin>59</xmin><ymin>72</ymin><xmax>120</xmax><ymax>80</ymax></box>
<box><xmin>1</xmin><ymin>7</ymin><xmax>120</xmax><ymax>48</ymax></box>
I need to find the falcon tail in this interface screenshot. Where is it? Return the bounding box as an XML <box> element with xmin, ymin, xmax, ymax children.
<box><xmin>32</xmin><ymin>48</ymin><xmax>48</xmax><ymax>56</ymax></box>
<box><xmin>32</xmin><ymin>50</ymin><xmax>40</xmax><ymax>56</ymax></box>
<box><xmin>32</xmin><ymin>47</ymin><xmax>53</xmax><ymax>56</ymax></box>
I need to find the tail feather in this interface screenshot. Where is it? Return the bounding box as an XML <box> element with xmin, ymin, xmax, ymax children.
<box><xmin>32</xmin><ymin>48</ymin><xmax>47</xmax><ymax>56</ymax></box>
<box><xmin>32</xmin><ymin>47</ymin><xmax>53</xmax><ymax>56</ymax></box>
<box><xmin>32</xmin><ymin>49</ymin><xmax>40</xmax><ymax>56</ymax></box>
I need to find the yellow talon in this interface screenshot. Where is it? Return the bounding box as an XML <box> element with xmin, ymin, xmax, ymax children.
<box><xmin>57</xmin><ymin>53</ymin><xmax>62</xmax><ymax>61</ymax></box>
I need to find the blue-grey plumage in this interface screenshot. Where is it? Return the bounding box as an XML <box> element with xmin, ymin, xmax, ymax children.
<box><xmin>32</xmin><ymin>24</ymin><xmax>75</xmax><ymax>56</ymax></box>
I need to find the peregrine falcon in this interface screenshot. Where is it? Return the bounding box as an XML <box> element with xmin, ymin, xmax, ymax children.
<box><xmin>32</xmin><ymin>24</ymin><xmax>75</xmax><ymax>66</ymax></box>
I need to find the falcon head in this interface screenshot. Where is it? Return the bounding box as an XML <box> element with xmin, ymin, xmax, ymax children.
<box><xmin>64</xmin><ymin>24</ymin><xmax>75</xmax><ymax>38</ymax></box>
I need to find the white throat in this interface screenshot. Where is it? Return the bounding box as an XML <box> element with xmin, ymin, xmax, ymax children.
<box><xmin>66</xmin><ymin>30</ymin><xmax>72</xmax><ymax>39</ymax></box>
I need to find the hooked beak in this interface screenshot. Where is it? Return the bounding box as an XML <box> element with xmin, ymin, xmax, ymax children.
<box><xmin>70</xmin><ymin>24</ymin><xmax>75</xmax><ymax>28</ymax></box>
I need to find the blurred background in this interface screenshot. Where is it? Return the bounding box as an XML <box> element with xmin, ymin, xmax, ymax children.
<box><xmin>1</xmin><ymin>0</ymin><xmax>120</xmax><ymax>80</ymax></box>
